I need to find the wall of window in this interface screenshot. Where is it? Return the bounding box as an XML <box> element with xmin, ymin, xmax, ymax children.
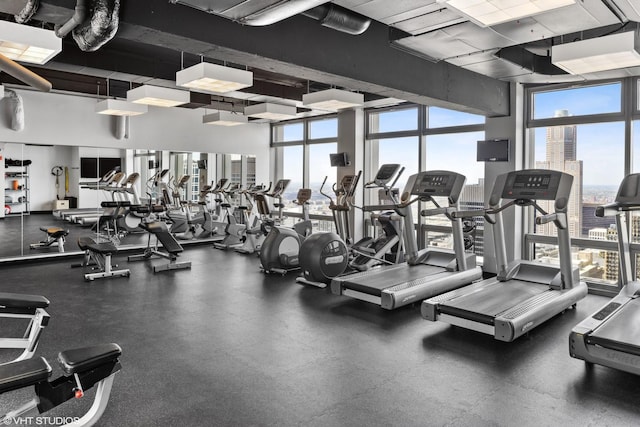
<box><xmin>525</xmin><ymin>79</ymin><xmax>639</xmax><ymax>295</ymax></box>
<box><xmin>272</xmin><ymin>116</ymin><xmax>338</xmax><ymax>231</ymax></box>
<box><xmin>366</xmin><ymin>104</ymin><xmax>485</xmax><ymax>256</ymax></box>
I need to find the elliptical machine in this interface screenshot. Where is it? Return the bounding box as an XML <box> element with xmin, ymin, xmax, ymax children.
<box><xmin>295</xmin><ymin>172</ymin><xmax>361</xmax><ymax>286</ymax></box>
<box><xmin>296</xmin><ymin>164</ymin><xmax>405</xmax><ymax>287</ymax></box>
<box><xmin>259</xmin><ymin>188</ymin><xmax>313</xmax><ymax>274</ymax></box>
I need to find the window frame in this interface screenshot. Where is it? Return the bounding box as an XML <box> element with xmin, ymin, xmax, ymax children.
<box><xmin>525</xmin><ymin>77</ymin><xmax>638</xmax><ymax>295</ymax></box>
<box><xmin>271</xmin><ymin>115</ymin><xmax>339</xmax><ymax>222</ymax></box>
<box><xmin>365</xmin><ymin>103</ymin><xmax>486</xmax><ymax>252</ymax></box>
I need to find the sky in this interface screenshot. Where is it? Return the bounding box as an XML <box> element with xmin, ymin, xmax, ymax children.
<box><xmin>282</xmin><ymin>85</ymin><xmax>632</xmax><ymax>192</ymax></box>
<box><xmin>532</xmin><ymin>82</ymin><xmax>626</xmax><ymax>187</ymax></box>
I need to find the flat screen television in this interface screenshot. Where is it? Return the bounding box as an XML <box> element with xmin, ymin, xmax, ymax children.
<box><xmin>477</xmin><ymin>139</ymin><xmax>510</xmax><ymax>162</ymax></box>
<box><xmin>80</xmin><ymin>157</ymin><xmax>122</xmax><ymax>178</ymax></box>
<box><xmin>329</xmin><ymin>152</ymin><xmax>348</xmax><ymax>167</ymax></box>
<box><xmin>197</xmin><ymin>159</ymin><xmax>208</xmax><ymax>169</ymax></box>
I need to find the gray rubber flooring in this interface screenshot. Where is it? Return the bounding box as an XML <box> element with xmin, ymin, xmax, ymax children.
<box><xmin>0</xmin><ymin>246</ymin><xmax>639</xmax><ymax>426</ymax></box>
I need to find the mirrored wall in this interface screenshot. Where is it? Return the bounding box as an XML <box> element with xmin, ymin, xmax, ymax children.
<box><xmin>0</xmin><ymin>142</ymin><xmax>258</xmax><ymax>261</ymax></box>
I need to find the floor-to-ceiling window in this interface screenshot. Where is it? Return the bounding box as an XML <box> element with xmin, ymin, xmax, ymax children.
<box><xmin>272</xmin><ymin>116</ymin><xmax>338</xmax><ymax>230</ymax></box>
<box><xmin>366</xmin><ymin>104</ymin><xmax>485</xmax><ymax>254</ymax></box>
<box><xmin>526</xmin><ymin>80</ymin><xmax>632</xmax><ymax>295</ymax></box>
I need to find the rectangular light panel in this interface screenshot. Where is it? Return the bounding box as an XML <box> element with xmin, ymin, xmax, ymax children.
<box><xmin>244</xmin><ymin>103</ymin><xmax>297</xmax><ymax>120</ymax></box>
<box><xmin>203</xmin><ymin>111</ymin><xmax>248</xmax><ymax>126</ymax></box>
<box><xmin>0</xmin><ymin>20</ymin><xmax>62</xmax><ymax>64</ymax></box>
<box><xmin>552</xmin><ymin>32</ymin><xmax>640</xmax><ymax>75</ymax></box>
<box><xmin>127</xmin><ymin>85</ymin><xmax>190</xmax><ymax>107</ymax></box>
<box><xmin>96</xmin><ymin>99</ymin><xmax>148</xmax><ymax>116</ymax></box>
<box><xmin>442</xmin><ymin>0</ymin><xmax>576</xmax><ymax>27</ymax></box>
<box><xmin>177</xmin><ymin>63</ymin><xmax>253</xmax><ymax>93</ymax></box>
<box><xmin>302</xmin><ymin>89</ymin><xmax>364</xmax><ymax>111</ymax></box>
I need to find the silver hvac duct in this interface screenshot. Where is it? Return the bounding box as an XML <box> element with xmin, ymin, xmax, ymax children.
<box><xmin>114</xmin><ymin>116</ymin><xmax>129</xmax><ymax>140</ymax></box>
<box><xmin>56</xmin><ymin>0</ymin><xmax>88</xmax><ymax>38</ymax></box>
<box><xmin>302</xmin><ymin>3</ymin><xmax>371</xmax><ymax>35</ymax></box>
<box><xmin>237</xmin><ymin>0</ymin><xmax>331</xmax><ymax>26</ymax></box>
<box><xmin>14</xmin><ymin>0</ymin><xmax>39</xmax><ymax>24</ymax></box>
<box><xmin>72</xmin><ymin>0</ymin><xmax>120</xmax><ymax>52</ymax></box>
<box><xmin>4</xmin><ymin>89</ymin><xmax>25</xmax><ymax>132</ymax></box>
<box><xmin>0</xmin><ymin>53</ymin><xmax>52</xmax><ymax>92</ymax></box>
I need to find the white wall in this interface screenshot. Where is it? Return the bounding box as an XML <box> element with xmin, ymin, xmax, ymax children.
<box><xmin>0</xmin><ymin>88</ymin><xmax>271</xmax><ymax>184</ymax></box>
<box><xmin>3</xmin><ymin>143</ymin><xmax>75</xmax><ymax>212</ymax></box>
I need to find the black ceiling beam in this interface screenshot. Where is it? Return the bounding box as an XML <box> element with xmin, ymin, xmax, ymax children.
<box><xmin>34</xmin><ymin>0</ymin><xmax>509</xmax><ymax>116</ymax></box>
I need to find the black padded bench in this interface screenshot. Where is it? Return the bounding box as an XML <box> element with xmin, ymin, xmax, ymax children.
<box><xmin>77</xmin><ymin>237</ymin><xmax>130</xmax><ymax>281</ymax></box>
<box><xmin>0</xmin><ymin>343</ymin><xmax>122</xmax><ymax>424</ymax></box>
<box><xmin>0</xmin><ymin>292</ymin><xmax>50</xmax><ymax>363</ymax></box>
<box><xmin>128</xmin><ymin>221</ymin><xmax>191</xmax><ymax>273</ymax></box>
<box><xmin>0</xmin><ymin>357</ymin><xmax>52</xmax><ymax>394</ymax></box>
<box><xmin>29</xmin><ymin>226</ymin><xmax>69</xmax><ymax>253</ymax></box>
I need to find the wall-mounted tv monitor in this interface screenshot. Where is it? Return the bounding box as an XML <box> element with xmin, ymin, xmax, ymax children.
<box><xmin>477</xmin><ymin>139</ymin><xmax>510</xmax><ymax>162</ymax></box>
<box><xmin>148</xmin><ymin>160</ymin><xmax>159</xmax><ymax>169</ymax></box>
<box><xmin>80</xmin><ymin>157</ymin><xmax>122</xmax><ymax>178</ymax></box>
<box><xmin>330</xmin><ymin>152</ymin><xmax>348</xmax><ymax>167</ymax></box>
<box><xmin>197</xmin><ymin>159</ymin><xmax>208</xmax><ymax>169</ymax></box>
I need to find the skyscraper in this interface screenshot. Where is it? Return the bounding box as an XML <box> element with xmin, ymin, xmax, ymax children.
<box><xmin>536</xmin><ymin>109</ymin><xmax>583</xmax><ymax>237</ymax></box>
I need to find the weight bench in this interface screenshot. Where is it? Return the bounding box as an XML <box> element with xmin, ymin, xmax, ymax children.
<box><xmin>30</xmin><ymin>226</ymin><xmax>69</xmax><ymax>252</ymax></box>
<box><xmin>128</xmin><ymin>221</ymin><xmax>191</xmax><ymax>273</ymax></box>
<box><xmin>0</xmin><ymin>343</ymin><xmax>122</xmax><ymax>426</ymax></box>
<box><xmin>0</xmin><ymin>292</ymin><xmax>50</xmax><ymax>363</ymax></box>
<box><xmin>77</xmin><ymin>236</ymin><xmax>130</xmax><ymax>281</ymax></box>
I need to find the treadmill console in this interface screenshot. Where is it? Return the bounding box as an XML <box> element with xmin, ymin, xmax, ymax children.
<box><xmin>373</xmin><ymin>164</ymin><xmax>402</xmax><ymax>186</ymax></box>
<box><xmin>410</xmin><ymin>171</ymin><xmax>466</xmax><ymax>201</ymax></box>
<box><xmin>614</xmin><ymin>173</ymin><xmax>640</xmax><ymax>205</ymax></box>
<box><xmin>500</xmin><ymin>169</ymin><xmax>572</xmax><ymax>201</ymax></box>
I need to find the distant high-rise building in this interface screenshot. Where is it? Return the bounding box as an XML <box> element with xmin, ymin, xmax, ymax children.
<box><xmin>601</xmin><ymin>217</ymin><xmax>640</xmax><ymax>283</ymax></box>
<box><xmin>536</xmin><ymin>109</ymin><xmax>583</xmax><ymax>238</ymax></box>
<box><xmin>582</xmin><ymin>203</ymin><xmax>616</xmax><ymax>236</ymax></box>
<box><xmin>459</xmin><ymin>179</ymin><xmax>485</xmax><ymax>256</ymax></box>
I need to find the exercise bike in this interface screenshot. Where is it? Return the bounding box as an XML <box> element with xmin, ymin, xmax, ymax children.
<box><xmin>1</xmin><ymin>343</ymin><xmax>122</xmax><ymax>426</ymax></box>
<box><xmin>259</xmin><ymin>188</ymin><xmax>313</xmax><ymax>274</ymax></box>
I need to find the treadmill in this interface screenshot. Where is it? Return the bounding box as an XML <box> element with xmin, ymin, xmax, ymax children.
<box><xmin>569</xmin><ymin>173</ymin><xmax>640</xmax><ymax>374</ymax></box>
<box><xmin>330</xmin><ymin>170</ymin><xmax>482</xmax><ymax>310</ymax></box>
<box><xmin>422</xmin><ymin>169</ymin><xmax>588</xmax><ymax>342</ymax></box>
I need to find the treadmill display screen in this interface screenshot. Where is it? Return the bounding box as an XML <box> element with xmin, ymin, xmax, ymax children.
<box><xmin>512</xmin><ymin>174</ymin><xmax>551</xmax><ymax>190</ymax></box>
<box><xmin>412</xmin><ymin>174</ymin><xmax>451</xmax><ymax>196</ymax></box>
<box><xmin>500</xmin><ymin>170</ymin><xmax>571</xmax><ymax>201</ymax></box>
<box><xmin>421</xmin><ymin>175</ymin><xmax>449</xmax><ymax>187</ymax></box>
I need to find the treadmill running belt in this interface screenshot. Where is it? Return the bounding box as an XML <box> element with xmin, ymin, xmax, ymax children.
<box><xmin>588</xmin><ymin>299</ymin><xmax>640</xmax><ymax>357</ymax></box>
<box><xmin>439</xmin><ymin>280</ymin><xmax>549</xmax><ymax>323</ymax></box>
<box><xmin>340</xmin><ymin>264</ymin><xmax>446</xmax><ymax>296</ymax></box>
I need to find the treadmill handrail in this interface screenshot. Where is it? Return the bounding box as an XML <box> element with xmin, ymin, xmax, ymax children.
<box><xmin>421</xmin><ymin>207</ymin><xmax>456</xmax><ymax>218</ymax></box>
<box><xmin>536</xmin><ymin>212</ymin><xmax>568</xmax><ymax>230</ymax></box>
<box><xmin>596</xmin><ymin>202</ymin><xmax>640</xmax><ymax>217</ymax></box>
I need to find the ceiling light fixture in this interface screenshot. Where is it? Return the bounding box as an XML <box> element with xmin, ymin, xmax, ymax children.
<box><xmin>0</xmin><ymin>20</ymin><xmax>62</xmax><ymax>64</ymax></box>
<box><xmin>551</xmin><ymin>32</ymin><xmax>640</xmax><ymax>75</ymax></box>
<box><xmin>203</xmin><ymin>111</ymin><xmax>248</xmax><ymax>126</ymax></box>
<box><xmin>244</xmin><ymin>103</ymin><xmax>297</xmax><ymax>120</ymax></box>
<box><xmin>95</xmin><ymin>99</ymin><xmax>148</xmax><ymax>116</ymax></box>
<box><xmin>126</xmin><ymin>85</ymin><xmax>190</xmax><ymax>107</ymax></box>
<box><xmin>440</xmin><ymin>0</ymin><xmax>575</xmax><ymax>27</ymax></box>
<box><xmin>302</xmin><ymin>88</ymin><xmax>364</xmax><ymax>111</ymax></box>
<box><xmin>176</xmin><ymin>62</ymin><xmax>253</xmax><ymax>93</ymax></box>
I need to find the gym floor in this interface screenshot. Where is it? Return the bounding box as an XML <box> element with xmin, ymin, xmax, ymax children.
<box><xmin>0</xmin><ymin>244</ymin><xmax>639</xmax><ymax>426</ymax></box>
